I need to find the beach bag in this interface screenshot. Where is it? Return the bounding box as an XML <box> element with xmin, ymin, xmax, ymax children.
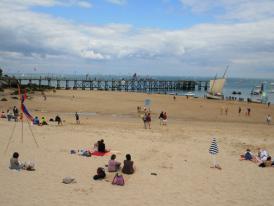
<box><xmin>112</xmin><ymin>173</ymin><xmax>125</xmax><ymax>186</ymax></box>
<box><xmin>82</xmin><ymin>150</ymin><xmax>91</xmax><ymax>157</ymax></box>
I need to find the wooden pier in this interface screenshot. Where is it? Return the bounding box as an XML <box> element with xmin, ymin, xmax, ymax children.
<box><xmin>15</xmin><ymin>76</ymin><xmax>209</xmax><ymax>92</ymax></box>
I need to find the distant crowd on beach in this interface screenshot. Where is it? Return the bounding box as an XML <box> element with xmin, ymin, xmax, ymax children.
<box><xmin>1</xmin><ymin>107</ymin><xmax>84</xmax><ymax>126</ymax></box>
<box><xmin>137</xmin><ymin>106</ymin><xmax>168</xmax><ymax>129</ymax></box>
<box><xmin>220</xmin><ymin>106</ymin><xmax>272</xmax><ymax>125</ymax></box>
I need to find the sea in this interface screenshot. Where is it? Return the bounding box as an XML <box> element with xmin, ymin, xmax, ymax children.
<box><xmin>10</xmin><ymin>73</ymin><xmax>274</xmax><ymax>103</ymax></box>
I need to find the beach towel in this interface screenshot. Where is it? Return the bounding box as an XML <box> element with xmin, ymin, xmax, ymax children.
<box><xmin>91</xmin><ymin>151</ymin><xmax>112</xmax><ymax>156</ymax></box>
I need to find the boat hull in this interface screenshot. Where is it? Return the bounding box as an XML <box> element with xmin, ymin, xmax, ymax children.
<box><xmin>206</xmin><ymin>93</ymin><xmax>224</xmax><ymax>100</ymax></box>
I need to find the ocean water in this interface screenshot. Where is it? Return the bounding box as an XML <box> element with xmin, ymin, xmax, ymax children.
<box><xmin>10</xmin><ymin>73</ymin><xmax>274</xmax><ymax>103</ymax></box>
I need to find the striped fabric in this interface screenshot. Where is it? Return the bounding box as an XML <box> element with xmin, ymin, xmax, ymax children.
<box><xmin>209</xmin><ymin>138</ymin><xmax>219</xmax><ymax>155</ymax></box>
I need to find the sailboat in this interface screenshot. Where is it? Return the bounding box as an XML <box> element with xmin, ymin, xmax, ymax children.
<box><xmin>206</xmin><ymin>67</ymin><xmax>228</xmax><ymax>100</ymax></box>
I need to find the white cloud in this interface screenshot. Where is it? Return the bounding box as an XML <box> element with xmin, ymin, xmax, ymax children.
<box><xmin>179</xmin><ymin>0</ymin><xmax>274</xmax><ymax>21</ymax></box>
<box><xmin>1</xmin><ymin>0</ymin><xmax>274</xmax><ymax>77</ymax></box>
<box><xmin>106</xmin><ymin>0</ymin><xmax>127</xmax><ymax>5</ymax></box>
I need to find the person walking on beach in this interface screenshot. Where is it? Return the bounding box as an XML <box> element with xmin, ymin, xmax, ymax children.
<box><xmin>163</xmin><ymin>112</ymin><xmax>167</xmax><ymax>125</ymax></box>
<box><xmin>143</xmin><ymin>113</ymin><xmax>148</xmax><ymax>129</ymax></box>
<box><xmin>159</xmin><ymin>111</ymin><xmax>164</xmax><ymax>125</ymax></box>
<box><xmin>146</xmin><ymin>113</ymin><xmax>152</xmax><ymax>129</ymax></box>
<box><xmin>238</xmin><ymin>107</ymin><xmax>241</xmax><ymax>115</ymax></box>
<box><xmin>247</xmin><ymin>108</ymin><xmax>251</xmax><ymax>116</ymax></box>
<box><xmin>75</xmin><ymin>112</ymin><xmax>80</xmax><ymax>124</ymax></box>
<box><xmin>225</xmin><ymin>107</ymin><xmax>228</xmax><ymax>116</ymax></box>
<box><xmin>266</xmin><ymin>114</ymin><xmax>271</xmax><ymax>125</ymax></box>
<box><xmin>268</xmin><ymin>102</ymin><xmax>271</xmax><ymax>108</ymax></box>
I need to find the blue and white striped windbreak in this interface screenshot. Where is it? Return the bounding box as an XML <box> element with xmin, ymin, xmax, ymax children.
<box><xmin>209</xmin><ymin>137</ymin><xmax>219</xmax><ymax>155</ymax></box>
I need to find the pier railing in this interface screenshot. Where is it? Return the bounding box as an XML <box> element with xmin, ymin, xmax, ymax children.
<box><xmin>14</xmin><ymin>76</ymin><xmax>209</xmax><ymax>92</ymax></box>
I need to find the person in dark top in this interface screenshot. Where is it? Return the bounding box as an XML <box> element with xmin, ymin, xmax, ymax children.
<box><xmin>159</xmin><ymin>111</ymin><xmax>164</xmax><ymax>125</ymax></box>
<box><xmin>238</xmin><ymin>107</ymin><xmax>241</xmax><ymax>115</ymax></box>
<box><xmin>75</xmin><ymin>112</ymin><xmax>80</xmax><ymax>124</ymax></box>
<box><xmin>55</xmin><ymin>115</ymin><xmax>63</xmax><ymax>125</ymax></box>
<box><xmin>98</xmin><ymin>139</ymin><xmax>108</xmax><ymax>153</ymax></box>
<box><xmin>122</xmin><ymin>154</ymin><xmax>134</xmax><ymax>174</ymax></box>
<box><xmin>93</xmin><ymin>167</ymin><xmax>106</xmax><ymax>180</ymax></box>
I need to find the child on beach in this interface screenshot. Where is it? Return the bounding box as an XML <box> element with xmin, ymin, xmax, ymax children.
<box><xmin>9</xmin><ymin>152</ymin><xmax>22</xmax><ymax>170</ymax></box>
<box><xmin>266</xmin><ymin>114</ymin><xmax>271</xmax><ymax>125</ymax></box>
<box><xmin>9</xmin><ymin>152</ymin><xmax>35</xmax><ymax>171</ymax></box>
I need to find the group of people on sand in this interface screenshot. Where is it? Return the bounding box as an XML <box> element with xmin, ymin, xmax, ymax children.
<box><xmin>1</xmin><ymin>106</ymin><xmax>20</xmax><ymax>122</ymax></box>
<box><xmin>33</xmin><ymin>116</ymin><xmax>48</xmax><ymax>126</ymax></box>
<box><xmin>221</xmin><ymin>106</ymin><xmax>252</xmax><ymax>116</ymax></box>
<box><xmin>159</xmin><ymin>111</ymin><xmax>168</xmax><ymax>126</ymax></box>
<box><xmin>143</xmin><ymin>112</ymin><xmax>152</xmax><ymax>129</ymax></box>
<box><xmin>240</xmin><ymin>148</ymin><xmax>274</xmax><ymax>167</ymax></box>
<box><xmin>93</xmin><ymin>154</ymin><xmax>135</xmax><ymax>180</ymax></box>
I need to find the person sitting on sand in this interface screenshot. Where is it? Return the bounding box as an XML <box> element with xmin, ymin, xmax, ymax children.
<box><xmin>258</xmin><ymin>148</ymin><xmax>269</xmax><ymax>162</ymax></box>
<box><xmin>9</xmin><ymin>152</ymin><xmax>34</xmax><ymax>171</ymax></box>
<box><xmin>55</xmin><ymin>115</ymin><xmax>63</xmax><ymax>125</ymax></box>
<box><xmin>7</xmin><ymin>109</ymin><xmax>13</xmax><ymax>121</ymax></box>
<box><xmin>93</xmin><ymin>167</ymin><xmax>106</xmax><ymax>180</ymax></box>
<box><xmin>240</xmin><ymin>149</ymin><xmax>258</xmax><ymax>163</ymax></box>
<box><xmin>9</xmin><ymin>152</ymin><xmax>23</xmax><ymax>170</ymax></box>
<box><xmin>108</xmin><ymin>154</ymin><xmax>121</xmax><ymax>172</ymax></box>
<box><xmin>98</xmin><ymin>139</ymin><xmax>109</xmax><ymax>153</ymax></box>
<box><xmin>259</xmin><ymin>156</ymin><xmax>274</xmax><ymax>167</ymax></box>
<box><xmin>1</xmin><ymin>111</ymin><xmax>6</xmax><ymax>118</ymax></box>
<box><xmin>41</xmin><ymin>117</ymin><xmax>48</xmax><ymax>125</ymax></box>
<box><xmin>33</xmin><ymin>116</ymin><xmax>40</xmax><ymax>125</ymax></box>
<box><xmin>122</xmin><ymin>154</ymin><xmax>134</xmax><ymax>175</ymax></box>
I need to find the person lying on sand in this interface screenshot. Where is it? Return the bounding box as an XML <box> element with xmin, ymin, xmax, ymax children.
<box><xmin>108</xmin><ymin>154</ymin><xmax>121</xmax><ymax>172</ymax></box>
<box><xmin>240</xmin><ymin>149</ymin><xmax>259</xmax><ymax>163</ymax></box>
<box><xmin>258</xmin><ymin>156</ymin><xmax>274</xmax><ymax>168</ymax></box>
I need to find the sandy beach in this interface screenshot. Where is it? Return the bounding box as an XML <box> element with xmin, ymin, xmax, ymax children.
<box><xmin>0</xmin><ymin>89</ymin><xmax>274</xmax><ymax>206</ymax></box>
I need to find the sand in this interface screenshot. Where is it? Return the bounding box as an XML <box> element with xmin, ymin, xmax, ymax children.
<box><xmin>0</xmin><ymin>89</ymin><xmax>274</xmax><ymax>206</ymax></box>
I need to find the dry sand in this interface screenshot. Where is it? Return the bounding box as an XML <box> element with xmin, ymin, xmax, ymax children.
<box><xmin>0</xmin><ymin>89</ymin><xmax>274</xmax><ymax>206</ymax></box>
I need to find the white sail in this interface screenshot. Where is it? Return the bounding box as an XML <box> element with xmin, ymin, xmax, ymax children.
<box><xmin>209</xmin><ymin>78</ymin><xmax>225</xmax><ymax>94</ymax></box>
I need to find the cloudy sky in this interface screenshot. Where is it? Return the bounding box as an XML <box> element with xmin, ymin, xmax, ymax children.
<box><xmin>1</xmin><ymin>0</ymin><xmax>274</xmax><ymax>78</ymax></box>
